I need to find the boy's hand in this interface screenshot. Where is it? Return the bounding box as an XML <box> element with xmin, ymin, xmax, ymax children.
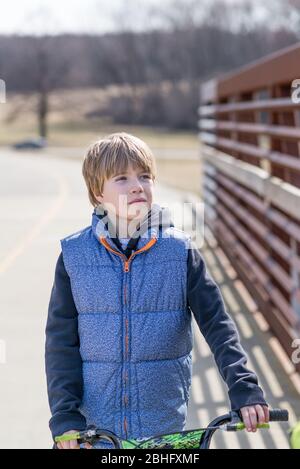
<box><xmin>56</xmin><ymin>430</ymin><xmax>92</xmax><ymax>449</ymax></box>
<box><xmin>240</xmin><ymin>404</ymin><xmax>269</xmax><ymax>432</ymax></box>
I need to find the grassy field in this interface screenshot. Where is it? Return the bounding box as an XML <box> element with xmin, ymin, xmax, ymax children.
<box><xmin>0</xmin><ymin>88</ymin><xmax>198</xmax><ymax>148</ymax></box>
<box><xmin>0</xmin><ymin>117</ymin><xmax>198</xmax><ymax>150</ymax></box>
<box><xmin>0</xmin><ymin>89</ymin><xmax>202</xmax><ymax>197</ymax></box>
<box><xmin>156</xmin><ymin>157</ymin><xmax>202</xmax><ymax>197</ymax></box>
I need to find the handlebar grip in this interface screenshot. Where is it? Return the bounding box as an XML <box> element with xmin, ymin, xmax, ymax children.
<box><xmin>225</xmin><ymin>408</ymin><xmax>289</xmax><ymax>431</ymax></box>
<box><xmin>269</xmin><ymin>409</ymin><xmax>289</xmax><ymax>422</ymax></box>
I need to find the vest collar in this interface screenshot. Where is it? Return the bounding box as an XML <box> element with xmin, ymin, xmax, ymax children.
<box><xmin>91</xmin><ymin>203</ymin><xmax>174</xmax><ymax>252</ymax></box>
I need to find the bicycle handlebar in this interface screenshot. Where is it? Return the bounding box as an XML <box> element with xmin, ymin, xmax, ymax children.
<box><xmin>269</xmin><ymin>409</ymin><xmax>289</xmax><ymax>422</ymax></box>
<box><xmin>54</xmin><ymin>408</ymin><xmax>289</xmax><ymax>449</ymax></box>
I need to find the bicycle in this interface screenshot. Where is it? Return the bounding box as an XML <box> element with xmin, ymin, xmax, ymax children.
<box><xmin>54</xmin><ymin>408</ymin><xmax>289</xmax><ymax>449</ymax></box>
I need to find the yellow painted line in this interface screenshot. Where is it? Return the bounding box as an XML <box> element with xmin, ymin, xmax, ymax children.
<box><xmin>0</xmin><ymin>172</ymin><xmax>69</xmax><ymax>275</ymax></box>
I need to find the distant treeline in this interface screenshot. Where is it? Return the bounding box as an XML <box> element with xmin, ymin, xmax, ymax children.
<box><xmin>0</xmin><ymin>26</ymin><xmax>298</xmax><ymax>129</ymax></box>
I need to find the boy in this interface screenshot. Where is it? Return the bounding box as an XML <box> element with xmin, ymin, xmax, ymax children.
<box><xmin>45</xmin><ymin>132</ymin><xmax>269</xmax><ymax>449</ymax></box>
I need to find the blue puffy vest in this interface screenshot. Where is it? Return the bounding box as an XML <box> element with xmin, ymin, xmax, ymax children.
<box><xmin>60</xmin><ymin>205</ymin><xmax>193</xmax><ymax>444</ymax></box>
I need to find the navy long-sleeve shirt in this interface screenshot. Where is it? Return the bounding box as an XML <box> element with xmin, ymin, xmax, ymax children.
<box><xmin>45</xmin><ymin>244</ymin><xmax>267</xmax><ymax>438</ymax></box>
<box><xmin>187</xmin><ymin>244</ymin><xmax>267</xmax><ymax>411</ymax></box>
<box><xmin>45</xmin><ymin>252</ymin><xmax>87</xmax><ymax>438</ymax></box>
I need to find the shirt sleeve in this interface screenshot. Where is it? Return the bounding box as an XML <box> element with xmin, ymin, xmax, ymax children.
<box><xmin>45</xmin><ymin>252</ymin><xmax>86</xmax><ymax>439</ymax></box>
<box><xmin>187</xmin><ymin>240</ymin><xmax>267</xmax><ymax>411</ymax></box>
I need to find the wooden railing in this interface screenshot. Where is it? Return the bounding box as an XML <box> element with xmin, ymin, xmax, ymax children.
<box><xmin>198</xmin><ymin>43</ymin><xmax>300</xmax><ymax>371</ymax></box>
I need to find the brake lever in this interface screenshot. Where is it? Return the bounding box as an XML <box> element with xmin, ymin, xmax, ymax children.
<box><xmin>230</xmin><ymin>410</ymin><xmax>242</xmax><ymax>424</ymax></box>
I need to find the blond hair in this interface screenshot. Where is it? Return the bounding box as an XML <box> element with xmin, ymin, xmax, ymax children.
<box><xmin>82</xmin><ymin>132</ymin><xmax>157</xmax><ymax>207</ymax></box>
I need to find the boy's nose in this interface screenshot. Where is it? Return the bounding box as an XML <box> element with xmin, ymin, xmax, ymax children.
<box><xmin>130</xmin><ymin>180</ymin><xmax>144</xmax><ymax>193</ymax></box>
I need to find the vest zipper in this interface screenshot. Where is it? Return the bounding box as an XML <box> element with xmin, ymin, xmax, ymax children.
<box><xmin>100</xmin><ymin>236</ymin><xmax>157</xmax><ymax>273</ymax></box>
<box><xmin>123</xmin><ymin>275</ymin><xmax>129</xmax><ymax>439</ymax></box>
<box><xmin>99</xmin><ymin>236</ymin><xmax>157</xmax><ymax>439</ymax></box>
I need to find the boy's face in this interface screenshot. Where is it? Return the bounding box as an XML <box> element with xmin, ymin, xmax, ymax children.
<box><xmin>95</xmin><ymin>164</ymin><xmax>154</xmax><ymax>223</ymax></box>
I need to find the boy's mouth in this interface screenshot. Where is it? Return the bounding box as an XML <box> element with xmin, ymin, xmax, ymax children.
<box><xmin>128</xmin><ymin>198</ymin><xmax>147</xmax><ymax>204</ymax></box>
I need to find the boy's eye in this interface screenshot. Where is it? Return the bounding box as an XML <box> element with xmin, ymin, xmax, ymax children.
<box><xmin>115</xmin><ymin>174</ymin><xmax>151</xmax><ymax>181</ymax></box>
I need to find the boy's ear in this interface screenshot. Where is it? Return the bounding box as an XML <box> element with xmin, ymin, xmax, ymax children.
<box><xmin>94</xmin><ymin>193</ymin><xmax>103</xmax><ymax>204</ymax></box>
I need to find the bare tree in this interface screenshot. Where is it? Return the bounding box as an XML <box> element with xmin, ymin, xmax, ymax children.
<box><xmin>1</xmin><ymin>0</ymin><xmax>298</xmax><ymax>131</ymax></box>
<box><xmin>4</xmin><ymin>6</ymin><xmax>72</xmax><ymax>139</ymax></box>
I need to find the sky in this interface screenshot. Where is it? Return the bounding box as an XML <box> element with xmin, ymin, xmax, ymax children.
<box><xmin>0</xmin><ymin>0</ymin><xmax>162</xmax><ymax>35</ymax></box>
<box><xmin>0</xmin><ymin>0</ymin><xmax>283</xmax><ymax>36</ymax></box>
